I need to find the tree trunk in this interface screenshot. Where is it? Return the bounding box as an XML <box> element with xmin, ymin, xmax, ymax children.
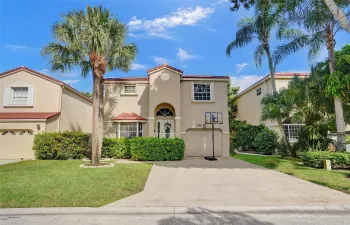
<box><xmin>326</xmin><ymin>31</ymin><xmax>346</xmax><ymax>150</ymax></box>
<box><xmin>92</xmin><ymin>75</ymin><xmax>103</xmax><ymax>164</ymax></box>
<box><xmin>324</xmin><ymin>0</ymin><xmax>350</xmax><ymax>33</ymax></box>
<box><xmin>265</xmin><ymin>44</ymin><xmax>291</xmax><ymax>154</ymax></box>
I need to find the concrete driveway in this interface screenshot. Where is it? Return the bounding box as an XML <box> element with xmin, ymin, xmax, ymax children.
<box><xmin>0</xmin><ymin>159</ymin><xmax>20</xmax><ymax>166</ymax></box>
<box><xmin>105</xmin><ymin>157</ymin><xmax>350</xmax><ymax>207</ymax></box>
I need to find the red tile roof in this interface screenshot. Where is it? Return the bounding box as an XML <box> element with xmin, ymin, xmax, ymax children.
<box><xmin>147</xmin><ymin>63</ymin><xmax>183</xmax><ymax>74</ymax></box>
<box><xmin>274</xmin><ymin>72</ymin><xmax>310</xmax><ymax>76</ymax></box>
<box><xmin>104</xmin><ymin>77</ymin><xmax>148</xmax><ymax>81</ymax></box>
<box><xmin>183</xmin><ymin>75</ymin><xmax>230</xmax><ymax>79</ymax></box>
<box><xmin>0</xmin><ymin>66</ymin><xmax>92</xmax><ymax>103</ymax></box>
<box><xmin>113</xmin><ymin>112</ymin><xmax>146</xmax><ymax>121</ymax></box>
<box><xmin>0</xmin><ymin>112</ymin><xmax>60</xmax><ymax>120</ymax></box>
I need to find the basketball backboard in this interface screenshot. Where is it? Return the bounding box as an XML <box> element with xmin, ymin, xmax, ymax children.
<box><xmin>205</xmin><ymin>112</ymin><xmax>223</xmax><ymax>124</ymax></box>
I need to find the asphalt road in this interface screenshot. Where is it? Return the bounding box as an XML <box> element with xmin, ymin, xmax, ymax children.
<box><xmin>1</xmin><ymin>211</ymin><xmax>350</xmax><ymax>225</ymax></box>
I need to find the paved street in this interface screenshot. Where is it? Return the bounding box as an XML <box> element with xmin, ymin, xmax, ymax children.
<box><xmin>1</xmin><ymin>207</ymin><xmax>350</xmax><ymax>225</ymax></box>
<box><xmin>107</xmin><ymin>157</ymin><xmax>350</xmax><ymax>207</ymax></box>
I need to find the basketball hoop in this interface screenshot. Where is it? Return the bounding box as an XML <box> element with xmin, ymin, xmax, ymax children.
<box><xmin>204</xmin><ymin>112</ymin><xmax>223</xmax><ymax>161</ymax></box>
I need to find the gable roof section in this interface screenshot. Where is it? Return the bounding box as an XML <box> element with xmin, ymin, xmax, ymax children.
<box><xmin>0</xmin><ymin>112</ymin><xmax>60</xmax><ymax>120</ymax></box>
<box><xmin>113</xmin><ymin>112</ymin><xmax>146</xmax><ymax>121</ymax></box>
<box><xmin>147</xmin><ymin>63</ymin><xmax>183</xmax><ymax>75</ymax></box>
<box><xmin>233</xmin><ymin>72</ymin><xmax>310</xmax><ymax>100</ymax></box>
<box><xmin>0</xmin><ymin>66</ymin><xmax>92</xmax><ymax>103</ymax></box>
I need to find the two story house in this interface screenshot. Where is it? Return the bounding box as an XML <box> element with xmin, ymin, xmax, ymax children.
<box><xmin>233</xmin><ymin>72</ymin><xmax>309</xmax><ymax>141</ymax></box>
<box><xmin>103</xmin><ymin>64</ymin><xmax>230</xmax><ymax>157</ymax></box>
<box><xmin>0</xmin><ymin>66</ymin><xmax>93</xmax><ymax>159</ymax></box>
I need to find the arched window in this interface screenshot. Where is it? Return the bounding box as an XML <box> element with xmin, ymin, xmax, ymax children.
<box><xmin>156</xmin><ymin>108</ymin><xmax>174</xmax><ymax>117</ymax></box>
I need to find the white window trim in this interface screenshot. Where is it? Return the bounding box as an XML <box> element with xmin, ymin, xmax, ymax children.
<box><xmin>116</xmin><ymin>121</ymin><xmax>143</xmax><ymax>138</ymax></box>
<box><xmin>121</xmin><ymin>84</ymin><xmax>137</xmax><ymax>96</ymax></box>
<box><xmin>3</xmin><ymin>85</ymin><xmax>34</xmax><ymax>107</ymax></box>
<box><xmin>191</xmin><ymin>81</ymin><xmax>215</xmax><ymax>102</ymax></box>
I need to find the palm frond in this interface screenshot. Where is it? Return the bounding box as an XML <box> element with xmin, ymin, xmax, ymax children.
<box><xmin>273</xmin><ymin>35</ymin><xmax>310</xmax><ymax>65</ymax></box>
<box><xmin>254</xmin><ymin>44</ymin><xmax>265</xmax><ymax>67</ymax></box>
<box><xmin>226</xmin><ymin>23</ymin><xmax>255</xmax><ymax>56</ymax></box>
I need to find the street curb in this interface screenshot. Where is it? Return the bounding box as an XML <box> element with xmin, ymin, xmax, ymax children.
<box><xmin>1</xmin><ymin>205</ymin><xmax>350</xmax><ymax>216</ymax></box>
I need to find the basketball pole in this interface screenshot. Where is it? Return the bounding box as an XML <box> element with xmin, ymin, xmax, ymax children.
<box><xmin>212</xmin><ymin>123</ymin><xmax>215</xmax><ymax>159</ymax></box>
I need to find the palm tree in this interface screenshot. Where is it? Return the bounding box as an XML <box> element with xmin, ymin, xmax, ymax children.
<box><xmin>274</xmin><ymin>0</ymin><xmax>349</xmax><ymax>150</ymax></box>
<box><xmin>260</xmin><ymin>90</ymin><xmax>295</xmax><ymax>155</ymax></box>
<box><xmin>42</xmin><ymin>6</ymin><xmax>138</xmax><ymax>164</ymax></box>
<box><xmin>226</xmin><ymin>0</ymin><xmax>294</xmax><ymax>149</ymax></box>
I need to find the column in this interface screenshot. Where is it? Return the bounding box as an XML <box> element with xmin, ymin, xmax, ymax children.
<box><xmin>174</xmin><ymin>117</ymin><xmax>182</xmax><ymax>138</ymax></box>
<box><xmin>148</xmin><ymin>117</ymin><xmax>155</xmax><ymax>137</ymax></box>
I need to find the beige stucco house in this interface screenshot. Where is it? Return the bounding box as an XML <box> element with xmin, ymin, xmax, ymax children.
<box><xmin>233</xmin><ymin>72</ymin><xmax>309</xmax><ymax>140</ymax></box>
<box><xmin>103</xmin><ymin>64</ymin><xmax>230</xmax><ymax>157</ymax></box>
<box><xmin>0</xmin><ymin>66</ymin><xmax>93</xmax><ymax>159</ymax></box>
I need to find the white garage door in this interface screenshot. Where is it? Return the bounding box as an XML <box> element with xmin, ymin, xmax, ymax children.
<box><xmin>186</xmin><ymin>129</ymin><xmax>222</xmax><ymax>157</ymax></box>
<box><xmin>0</xmin><ymin>130</ymin><xmax>35</xmax><ymax>159</ymax></box>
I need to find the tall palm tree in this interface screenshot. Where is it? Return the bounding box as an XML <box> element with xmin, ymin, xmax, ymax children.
<box><xmin>274</xmin><ymin>0</ymin><xmax>349</xmax><ymax>150</ymax></box>
<box><xmin>226</xmin><ymin>0</ymin><xmax>294</xmax><ymax>149</ymax></box>
<box><xmin>42</xmin><ymin>6</ymin><xmax>138</xmax><ymax>164</ymax></box>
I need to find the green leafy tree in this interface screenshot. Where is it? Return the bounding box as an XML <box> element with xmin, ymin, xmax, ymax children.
<box><xmin>274</xmin><ymin>0</ymin><xmax>349</xmax><ymax>150</ymax></box>
<box><xmin>81</xmin><ymin>92</ymin><xmax>93</xmax><ymax>99</ymax></box>
<box><xmin>227</xmin><ymin>79</ymin><xmax>239</xmax><ymax>132</ymax></box>
<box><xmin>42</xmin><ymin>6</ymin><xmax>138</xmax><ymax>164</ymax></box>
<box><xmin>226</xmin><ymin>0</ymin><xmax>295</xmax><ymax>149</ymax></box>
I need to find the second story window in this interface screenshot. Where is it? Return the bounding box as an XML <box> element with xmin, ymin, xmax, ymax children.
<box><xmin>256</xmin><ymin>87</ymin><xmax>262</xmax><ymax>96</ymax></box>
<box><xmin>122</xmin><ymin>84</ymin><xmax>136</xmax><ymax>95</ymax></box>
<box><xmin>193</xmin><ymin>83</ymin><xmax>212</xmax><ymax>101</ymax></box>
<box><xmin>11</xmin><ymin>87</ymin><xmax>29</xmax><ymax>105</ymax></box>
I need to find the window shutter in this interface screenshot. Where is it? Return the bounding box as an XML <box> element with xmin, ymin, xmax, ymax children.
<box><xmin>211</xmin><ymin>82</ymin><xmax>215</xmax><ymax>102</ymax></box>
<box><xmin>3</xmin><ymin>87</ymin><xmax>11</xmax><ymax>106</ymax></box>
<box><xmin>191</xmin><ymin>81</ymin><xmax>194</xmax><ymax>101</ymax></box>
<box><xmin>27</xmin><ymin>87</ymin><xmax>35</xmax><ymax>106</ymax></box>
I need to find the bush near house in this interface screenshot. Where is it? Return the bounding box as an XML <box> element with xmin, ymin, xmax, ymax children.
<box><xmin>102</xmin><ymin>138</ymin><xmax>130</xmax><ymax>159</ymax></box>
<box><xmin>346</xmin><ymin>135</ymin><xmax>350</xmax><ymax>144</ymax></box>
<box><xmin>33</xmin><ymin>132</ymin><xmax>90</xmax><ymax>160</ymax></box>
<box><xmin>129</xmin><ymin>137</ymin><xmax>185</xmax><ymax>161</ymax></box>
<box><xmin>231</xmin><ymin>120</ymin><xmax>278</xmax><ymax>155</ymax></box>
<box><xmin>300</xmin><ymin>151</ymin><xmax>350</xmax><ymax>169</ymax></box>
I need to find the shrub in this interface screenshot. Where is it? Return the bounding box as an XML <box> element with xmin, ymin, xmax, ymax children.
<box><xmin>231</xmin><ymin>120</ymin><xmax>265</xmax><ymax>151</ymax></box>
<box><xmin>346</xmin><ymin>135</ymin><xmax>350</xmax><ymax>144</ymax></box>
<box><xmin>129</xmin><ymin>137</ymin><xmax>185</xmax><ymax>161</ymax></box>
<box><xmin>297</xmin><ymin>124</ymin><xmax>330</xmax><ymax>151</ymax></box>
<box><xmin>253</xmin><ymin>128</ymin><xmax>278</xmax><ymax>155</ymax></box>
<box><xmin>102</xmin><ymin>138</ymin><xmax>130</xmax><ymax>159</ymax></box>
<box><xmin>33</xmin><ymin>132</ymin><xmax>90</xmax><ymax>160</ymax></box>
<box><xmin>301</xmin><ymin>151</ymin><xmax>350</xmax><ymax>169</ymax></box>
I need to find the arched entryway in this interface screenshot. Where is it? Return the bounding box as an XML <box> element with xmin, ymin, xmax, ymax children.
<box><xmin>154</xmin><ymin>103</ymin><xmax>175</xmax><ymax>138</ymax></box>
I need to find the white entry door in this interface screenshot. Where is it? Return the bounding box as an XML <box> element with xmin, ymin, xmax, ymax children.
<box><xmin>156</xmin><ymin>120</ymin><xmax>174</xmax><ymax>138</ymax></box>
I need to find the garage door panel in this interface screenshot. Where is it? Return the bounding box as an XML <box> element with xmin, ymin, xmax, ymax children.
<box><xmin>186</xmin><ymin>130</ymin><xmax>222</xmax><ymax>157</ymax></box>
<box><xmin>0</xmin><ymin>130</ymin><xmax>35</xmax><ymax>159</ymax></box>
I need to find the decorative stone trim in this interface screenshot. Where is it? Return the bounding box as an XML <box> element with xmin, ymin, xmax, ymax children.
<box><xmin>174</xmin><ymin>117</ymin><xmax>182</xmax><ymax>120</ymax></box>
<box><xmin>80</xmin><ymin>163</ymin><xmax>115</xmax><ymax>168</ymax></box>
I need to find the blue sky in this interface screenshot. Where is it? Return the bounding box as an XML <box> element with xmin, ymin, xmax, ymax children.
<box><xmin>0</xmin><ymin>0</ymin><xmax>349</xmax><ymax>93</ymax></box>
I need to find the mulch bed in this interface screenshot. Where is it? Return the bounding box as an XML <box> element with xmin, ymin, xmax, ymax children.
<box><xmin>84</xmin><ymin>163</ymin><xmax>110</xmax><ymax>166</ymax></box>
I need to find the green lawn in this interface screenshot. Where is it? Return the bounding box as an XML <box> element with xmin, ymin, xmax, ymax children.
<box><xmin>0</xmin><ymin>160</ymin><xmax>152</xmax><ymax>208</ymax></box>
<box><xmin>233</xmin><ymin>154</ymin><xmax>350</xmax><ymax>195</ymax></box>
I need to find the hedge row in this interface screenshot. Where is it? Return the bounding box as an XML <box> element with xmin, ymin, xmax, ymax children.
<box><xmin>231</xmin><ymin>120</ymin><xmax>278</xmax><ymax>155</ymax></box>
<box><xmin>33</xmin><ymin>132</ymin><xmax>185</xmax><ymax>161</ymax></box>
<box><xmin>300</xmin><ymin>151</ymin><xmax>350</xmax><ymax>169</ymax></box>
<box><xmin>33</xmin><ymin>132</ymin><xmax>90</xmax><ymax>160</ymax></box>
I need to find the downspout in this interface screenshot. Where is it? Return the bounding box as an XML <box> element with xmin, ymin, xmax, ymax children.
<box><xmin>57</xmin><ymin>85</ymin><xmax>63</xmax><ymax>132</ymax></box>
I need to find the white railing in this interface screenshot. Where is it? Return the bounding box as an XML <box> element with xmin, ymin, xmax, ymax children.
<box><xmin>154</xmin><ymin>133</ymin><xmax>176</xmax><ymax>138</ymax></box>
<box><xmin>283</xmin><ymin>124</ymin><xmax>305</xmax><ymax>143</ymax></box>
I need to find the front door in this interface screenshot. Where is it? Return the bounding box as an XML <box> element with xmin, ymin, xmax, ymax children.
<box><xmin>156</xmin><ymin>120</ymin><xmax>174</xmax><ymax>138</ymax></box>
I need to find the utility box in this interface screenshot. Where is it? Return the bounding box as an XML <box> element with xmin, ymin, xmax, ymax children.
<box><xmin>324</xmin><ymin>160</ymin><xmax>332</xmax><ymax>171</ymax></box>
<box><xmin>346</xmin><ymin>144</ymin><xmax>350</xmax><ymax>153</ymax></box>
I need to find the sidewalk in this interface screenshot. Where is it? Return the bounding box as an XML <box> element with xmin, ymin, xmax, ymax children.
<box><xmin>1</xmin><ymin>205</ymin><xmax>350</xmax><ymax>216</ymax></box>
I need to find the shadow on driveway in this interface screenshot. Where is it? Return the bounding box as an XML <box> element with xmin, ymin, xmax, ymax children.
<box><xmin>158</xmin><ymin>208</ymin><xmax>273</xmax><ymax>225</ymax></box>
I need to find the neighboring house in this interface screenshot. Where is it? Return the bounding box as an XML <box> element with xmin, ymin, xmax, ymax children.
<box><xmin>0</xmin><ymin>66</ymin><xmax>93</xmax><ymax>159</ymax></box>
<box><xmin>104</xmin><ymin>63</ymin><xmax>230</xmax><ymax>157</ymax></box>
<box><xmin>233</xmin><ymin>72</ymin><xmax>309</xmax><ymax>141</ymax></box>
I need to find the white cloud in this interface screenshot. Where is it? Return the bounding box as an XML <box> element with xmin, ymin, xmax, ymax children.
<box><xmin>5</xmin><ymin>44</ymin><xmax>27</xmax><ymax>50</ymax></box>
<box><xmin>177</xmin><ymin>48</ymin><xmax>198</xmax><ymax>61</ymax></box>
<box><xmin>153</xmin><ymin>57</ymin><xmax>170</xmax><ymax>65</ymax></box>
<box><xmin>61</xmin><ymin>80</ymin><xmax>80</xmax><ymax>86</ymax></box>
<box><xmin>131</xmin><ymin>63</ymin><xmax>147</xmax><ymax>70</ymax></box>
<box><xmin>128</xmin><ymin>6</ymin><xmax>215</xmax><ymax>38</ymax></box>
<box><xmin>236</xmin><ymin>63</ymin><xmax>249</xmax><ymax>74</ymax></box>
<box><xmin>230</xmin><ymin>75</ymin><xmax>265</xmax><ymax>93</ymax></box>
